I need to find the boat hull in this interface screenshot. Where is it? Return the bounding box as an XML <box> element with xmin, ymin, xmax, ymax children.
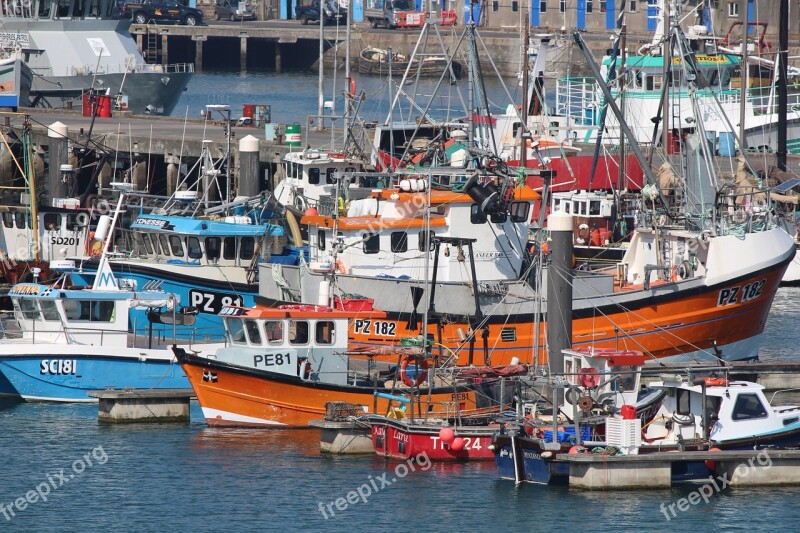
<box><xmin>0</xmin><ymin>347</ymin><xmax>188</xmax><ymax>402</ymax></box>
<box><xmin>176</xmin><ymin>352</ymin><xmax>478</xmax><ymax>428</ymax></box>
<box><xmin>365</xmin><ymin>415</ymin><xmax>496</xmax><ymax>461</ymax></box>
<box><xmin>261</xmin><ymin>228</ymin><xmax>794</xmax><ymax>365</ymax></box>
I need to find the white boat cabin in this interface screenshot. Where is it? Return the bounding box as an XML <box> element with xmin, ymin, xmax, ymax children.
<box><xmin>644</xmin><ymin>376</ymin><xmax>800</xmax><ymax>445</ymax></box>
<box><xmin>0</xmin><ymin>204</ymin><xmax>92</xmax><ymax>263</ymax></box>
<box><xmin>277</xmin><ymin>150</ymin><xmax>364</xmax><ymax>210</ymax></box>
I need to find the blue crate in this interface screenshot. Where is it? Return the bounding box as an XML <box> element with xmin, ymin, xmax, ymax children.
<box><xmin>543</xmin><ymin>426</ymin><xmax>591</xmax><ymax>443</ymax></box>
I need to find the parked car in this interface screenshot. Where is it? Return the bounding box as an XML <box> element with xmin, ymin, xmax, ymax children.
<box><xmin>295</xmin><ymin>0</ymin><xmax>346</xmax><ymax>25</ymax></box>
<box><xmin>120</xmin><ymin>0</ymin><xmax>204</xmax><ymax>26</ymax></box>
<box><xmin>214</xmin><ymin>0</ymin><xmax>256</xmax><ymax>21</ymax></box>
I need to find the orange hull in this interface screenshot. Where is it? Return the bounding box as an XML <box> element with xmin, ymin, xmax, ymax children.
<box><xmin>178</xmin><ymin>353</ymin><xmax>479</xmax><ymax>428</ymax></box>
<box><xmin>347</xmin><ymin>267</ymin><xmax>786</xmax><ymax>365</ymax></box>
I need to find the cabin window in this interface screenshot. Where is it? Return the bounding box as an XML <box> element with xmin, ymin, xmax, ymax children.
<box><xmin>645</xmin><ymin>75</ymin><xmax>662</xmax><ymax>91</ymax></box>
<box><xmin>418</xmin><ymin>230</ymin><xmax>433</xmax><ymax>252</ymax></box>
<box><xmin>132</xmin><ymin>232</ymin><xmax>147</xmax><ymax>256</ymax></box>
<box><xmin>87</xmin><ymin>0</ymin><xmax>101</xmax><ymax>16</ymax></box>
<box><xmin>15</xmin><ymin>212</ymin><xmax>26</xmax><ymax>229</ymax></box>
<box><xmin>390</xmin><ymin>232</ymin><xmax>408</xmax><ymax>253</ymax></box>
<box><xmin>228</xmin><ymin>319</ymin><xmax>246</xmax><ymax>345</ymax></box>
<box><xmin>510</xmin><ymin>201</ymin><xmax>530</xmax><ymax>223</ymax></box>
<box><xmin>363</xmin><ymin>234</ymin><xmax>380</xmax><ymax>254</ymax></box>
<box><xmin>38</xmin><ymin>0</ymin><xmax>51</xmax><ymax>16</ymax></box>
<box><xmin>308</xmin><ymin>168</ymin><xmax>321</xmax><ymax>185</ymax></box>
<box><xmin>223</xmin><ymin>237</ymin><xmax>237</xmax><ymax>260</ymax></box>
<box><xmin>206</xmin><ymin>237</ymin><xmax>221</xmax><ymax>260</ymax></box>
<box><xmin>63</xmin><ymin>300</ymin><xmax>115</xmax><ymax>322</ymax></box>
<box><xmin>19</xmin><ymin>299</ymin><xmax>40</xmax><ymax>320</ymax></box>
<box><xmin>317</xmin><ymin>230</ymin><xmax>326</xmax><ymax>251</ymax></box>
<box><xmin>264</xmin><ymin>320</ymin><xmax>284</xmax><ymax>345</ymax></box>
<box><xmin>240</xmin><ymin>237</ymin><xmax>255</xmax><ymax>260</ymax></box>
<box><xmin>2</xmin><ymin>212</ymin><xmax>12</xmax><ymax>228</ymax></box>
<box><xmin>144</xmin><ymin>233</ymin><xmax>161</xmax><ymax>255</ymax></box>
<box><xmin>563</xmin><ymin>202</ymin><xmax>571</xmax><ymax>214</ymax></box>
<box><xmin>72</xmin><ymin>0</ymin><xmax>84</xmax><ymax>16</ymax></box>
<box><xmin>244</xmin><ymin>320</ymin><xmax>263</xmax><ymax>345</ymax></box>
<box><xmin>56</xmin><ymin>0</ymin><xmax>69</xmax><ymax>17</ymax></box>
<box><xmin>732</xmin><ymin>393</ymin><xmax>768</xmax><ymax>421</ymax></box>
<box><xmin>326</xmin><ymin>168</ymin><xmax>338</xmax><ymax>184</ymax></box>
<box><xmin>316</xmin><ymin>320</ymin><xmax>335</xmax><ymax>345</ymax></box>
<box><xmin>158</xmin><ymin>235</ymin><xmax>171</xmax><ymax>256</ymax></box>
<box><xmin>576</xmin><ymin>201</ymin><xmax>586</xmax><ymax>216</ymax></box>
<box><xmin>289</xmin><ymin>320</ymin><xmax>309</xmax><ymax>345</ymax></box>
<box><xmin>608</xmin><ymin>366</ymin><xmax>636</xmax><ymax>392</ymax></box>
<box><xmin>676</xmin><ymin>389</ymin><xmax>691</xmax><ymax>414</ymax></box>
<box><xmin>44</xmin><ymin>213</ymin><xmax>62</xmax><ymax>231</ymax></box>
<box><xmin>169</xmin><ymin>235</ymin><xmax>184</xmax><ymax>256</ymax></box>
<box><xmin>589</xmin><ymin>200</ymin><xmax>601</xmax><ymax>216</ymax></box>
<box><xmin>470</xmin><ymin>204</ymin><xmax>488</xmax><ymax>224</ymax></box>
<box><xmin>187</xmin><ymin>237</ymin><xmax>202</xmax><ymax>260</ymax></box>
<box><xmin>40</xmin><ymin>300</ymin><xmax>61</xmax><ymax>321</ymax></box>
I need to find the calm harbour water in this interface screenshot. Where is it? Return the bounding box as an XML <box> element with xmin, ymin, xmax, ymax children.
<box><xmin>1</xmin><ymin>287</ymin><xmax>800</xmax><ymax>531</ymax></box>
<box><xmin>170</xmin><ymin>69</ymin><xmax>528</xmax><ymax>125</ymax></box>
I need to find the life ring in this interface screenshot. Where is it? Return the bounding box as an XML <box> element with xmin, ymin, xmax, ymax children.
<box><xmin>297</xmin><ymin>357</ymin><xmax>311</xmax><ymax>380</ymax></box>
<box><xmin>75</xmin><ymin>212</ymin><xmax>90</xmax><ymax>227</ymax></box>
<box><xmin>565</xmin><ymin>386</ymin><xmax>583</xmax><ymax>405</ymax></box>
<box><xmin>703</xmin><ymin>377</ymin><xmax>729</xmax><ymax>387</ymax></box>
<box><xmin>399</xmin><ymin>354</ymin><xmax>428</xmax><ymax>387</ymax></box>
<box><xmin>676</xmin><ymin>260</ymin><xmax>691</xmax><ymax>280</ymax></box>
<box><xmin>578</xmin><ymin>367</ymin><xmax>600</xmax><ymax>388</ymax></box>
<box><xmin>335</xmin><ymin>260</ymin><xmax>348</xmax><ymax>274</ymax></box>
<box><xmin>293</xmin><ymin>195</ymin><xmax>307</xmax><ymax>211</ymax></box>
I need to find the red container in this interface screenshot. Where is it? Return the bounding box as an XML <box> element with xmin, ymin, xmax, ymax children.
<box><xmin>621</xmin><ymin>405</ymin><xmax>637</xmax><ymax>420</ymax></box>
<box><xmin>334</xmin><ymin>297</ymin><xmax>374</xmax><ymax>312</ymax></box>
<box><xmin>242</xmin><ymin>104</ymin><xmax>255</xmax><ymax>118</ymax></box>
<box><xmin>82</xmin><ymin>92</ymin><xmax>92</xmax><ymax>117</ymax></box>
<box><xmin>590</xmin><ymin>229</ymin><xmax>601</xmax><ymax>247</ymax></box>
<box><xmin>96</xmin><ymin>95</ymin><xmax>112</xmax><ymax>118</ymax></box>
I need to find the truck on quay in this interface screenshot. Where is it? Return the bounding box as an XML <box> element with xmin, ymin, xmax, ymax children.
<box><xmin>364</xmin><ymin>0</ymin><xmax>455</xmax><ymax>29</ymax></box>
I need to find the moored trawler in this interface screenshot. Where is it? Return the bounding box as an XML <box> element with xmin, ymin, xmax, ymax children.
<box><xmin>0</xmin><ymin>0</ymin><xmax>193</xmax><ymax>115</ymax></box>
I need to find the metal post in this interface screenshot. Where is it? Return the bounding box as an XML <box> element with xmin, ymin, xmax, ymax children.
<box><xmin>547</xmin><ymin>210</ymin><xmax>573</xmax><ymax>411</ymax></box>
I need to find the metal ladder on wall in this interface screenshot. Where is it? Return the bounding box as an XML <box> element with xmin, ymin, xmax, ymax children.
<box><xmin>146</xmin><ymin>29</ymin><xmax>159</xmax><ymax>64</ymax></box>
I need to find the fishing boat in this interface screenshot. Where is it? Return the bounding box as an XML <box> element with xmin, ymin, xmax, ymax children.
<box><xmin>173</xmin><ymin>303</ymin><xmax>497</xmax><ymax>428</ymax></box>
<box><xmin>363</xmin><ymin>363</ymin><xmax>528</xmax><ymax>461</ymax></box>
<box><xmin>0</xmin><ymin>56</ymin><xmax>32</xmax><ymax>110</ymax></box>
<box><xmin>358</xmin><ymin>46</ymin><xmax>461</xmax><ymax>78</ymax></box>
<box><xmin>492</xmin><ymin>373</ymin><xmax>800</xmax><ymax>484</ymax></box>
<box><xmin>0</xmin><ymin>0</ymin><xmax>193</xmax><ymax>115</ymax></box>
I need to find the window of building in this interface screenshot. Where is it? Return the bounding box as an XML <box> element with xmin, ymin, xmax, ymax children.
<box><xmin>169</xmin><ymin>235</ymin><xmax>184</xmax><ymax>256</ymax></box>
<box><xmin>390</xmin><ymin>232</ymin><xmax>408</xmax><ymax>253</ymax></box>
<box><xmin>629</xmin><ymin>0</ymin><xmax>635</xmax><ymax>12</ymax></box>
<box><xmin>511</xmin><ymin>0</ymin><xmax>518</xmax><ymax>11</ymax></box>
<box><xmin>289</xmin><ymin>320</ymin><xmax>309</xmax><ymax>345</ymax></box>
<box><xmin>492</xmin><ymin>0</ymin><xmax>498</xmax><ymax>10</ymax></box>
<box><xmin>540</xmin><ymin>0</ymin><xmax>546</xmax><ymax>11</ymax></box>
<box><xmin>600</xmin><ymin>0</ymin><xmax>606</xmax><ymax>12</ymax></box>
<box><xmin>316</xmin><ymin>320</ymin><xmax>335</xmax><ymax>345</ymax></box>
<box><xmin>223</xmin><ymin>237</ymin><xmax>237</xmax><ymax>260</ymax></box>
<box><xmin>560</xmin><ymin>0</ymin><xmax>565</xmax><ymax>12</ymax></box>
<box><xmin>206</xmin><ymin>237</ymin><xmax>221</xmax><ymax>260</ymax></box>
<box><xmin>727</xmin><ymin>2</ymin><xmax>738</xmax><ymax>17</ymax></box>
<box><xmin>363</xmin><ymin>234</ymin><xmax>380</xmax><ymax>254</ymax></box>
<box><xmin>244</xmin><ymin>320</ymin><xmax>262</xmax><ymax>345</ymax></box>
<box><xmin>308</xmin><ymin>168</ymin><xmax>320</xmax><ymax>185</ymax></box>
<box><xmin>732</xmin><ymin>393</ymin><xmax>769</xmax><ymax>420</ymax></box>
<box><xmin>187</xmin><ymin>237</ymin><xmax>203</xmax><ymax>259</ymax></box>
<box><xmin>587</xmin><ymin>0</ymin><xmax>592</xmax><ymax>12</ymax></box>
<box><xmin>240</xmin><ymin>237</ymin><xmax>255</xmax><ymax>260</ymax></box>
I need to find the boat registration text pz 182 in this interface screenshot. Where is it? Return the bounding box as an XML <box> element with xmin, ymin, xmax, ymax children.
<box><xmin>717</xmin><ymin>279</ymin><xmax>766</xmax><ymax>306</ymax></box>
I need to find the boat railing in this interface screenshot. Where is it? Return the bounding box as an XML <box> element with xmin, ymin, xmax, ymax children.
<box><xmin>714</xmin><ymin>185</ymin><xmax>773</xmax><ymax>234</ymax></box>
<box><xmin>29</xmin><ymin>62</ymin><xmax>194</xmax><ymax>78</ymax></box>
<box><xmin>555</xmin><ymin>76</ymin><xmax>600</xmax><ymax>127</ymax></box>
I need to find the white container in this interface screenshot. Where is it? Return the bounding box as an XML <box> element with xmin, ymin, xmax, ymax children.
<box><xmin>224</xmin><ymin>216</ymin><xmax>252</xmax><ymax>225</ymax></box>
<box><xmin>94</xmin><ymin>215</ymin><xmax>112</xmax><ymax>242</ymax></box>
<box><xmin>605</xmin><ymin>416</ymin><xmax>641</xmax><ymax>455</ymax></box>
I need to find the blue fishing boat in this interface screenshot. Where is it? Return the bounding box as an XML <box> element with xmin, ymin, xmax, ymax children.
<box><xmin>70</xmin><ymin>210</ymin><xmax>303</xmax><ymax>340</ymax></box>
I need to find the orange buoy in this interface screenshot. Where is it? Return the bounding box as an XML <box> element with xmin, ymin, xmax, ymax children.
<box><xmin>439</xmin><ymin>427</ymin><xmax>455</xmax><ymax>444</ymax></box>
<box><xmin>304</xmin><ymin>207</ymin><xmax>318</xmax><ymax>216</ymax></box>
<box><xmin>450</xmin><ymin>437</ymin><xmax>465</xmax><ymax>451</ymax></box>
<box><xmin>705</xmin><ymin>446</ymin><xmax>722</xmax><ymax>471</ymax></box>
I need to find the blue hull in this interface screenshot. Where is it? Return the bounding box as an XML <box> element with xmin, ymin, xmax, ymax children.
<box><xmin>0</xmin><ymin>371</ymin><xmax>20</xmax><ymax>398</ymax></box>
<box><xmin>70</xmin><ymin>269</ymin><xmax>257</xmax><ymax>340</ymax></box>
<box><xmin>0</xmin><ymin>356</ymin><xmax>188</xmax><ymax>402</ymax></box>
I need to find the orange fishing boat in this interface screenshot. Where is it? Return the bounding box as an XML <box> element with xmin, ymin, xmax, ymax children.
<box><xmin>173</xmin><ymin>304</ymin><xmax>506</xmax><ymax>427</ymax></box>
